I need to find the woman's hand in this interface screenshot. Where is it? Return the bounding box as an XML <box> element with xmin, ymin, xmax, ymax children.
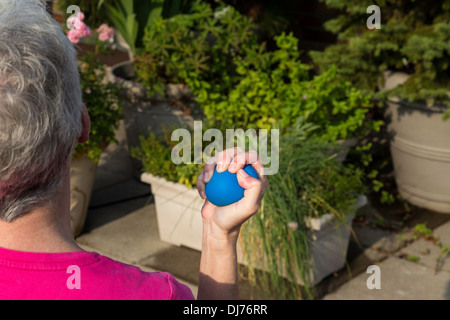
<box><xmin>196</xmin><ymin>147</ymin><xmax>269</xmax><ymax>243</ymax></box>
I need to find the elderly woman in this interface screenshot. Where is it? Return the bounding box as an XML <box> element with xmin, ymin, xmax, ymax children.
<box><xmin>0</xmin><ymin>0</ymin><xmax>267</xmax><ymax>300</ymax></box>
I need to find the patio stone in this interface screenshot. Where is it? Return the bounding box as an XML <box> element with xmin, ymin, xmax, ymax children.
<box><xmin>396</xmin><ymin>239</ymin><xmax>450</xmax><ymax>273</ymax></box>
<box><xmin>323</xmin><ymin>256</ymin><xmax>450</xmax><ymax>300</ymax></box>
<box><xmin>89</xmin><ymin>178</ymin><xmax>151</xmax><ymax>209</ymax></box>
<box><xmin>433</xmin><ymin>222</ymin><xmax>450</xmax><ymax>247</ymax></box>
<box><xmin>371</xmin><ymin>231</ymin><xmax>415</xmax><ymax>253</ymax></box>
<box><xmin>76</xmin><ymin>200</ymin><xmax>171</xmax><ymax>265</ymax></box>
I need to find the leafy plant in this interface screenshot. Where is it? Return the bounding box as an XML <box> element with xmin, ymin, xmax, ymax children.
<box><xmin>129</xmin><ymin>127</ymin><xmax>203</xmax><ymax>188</ymax></box>
<box><xmin>240</xmin><ymin>118</ymin><xmax>366</xmax><ymax>299</ymax></box>
<box><xmin>217</xmin><ymin>33</ymin><xmax>379</xmax><ymax>141</ymax></box>
<box><xmin>188</xmin><ymin>29</ymin><xmax>382</xmax><ymax>141</ymax></box>
<box><xmin>134</xmin><ymin>1</ymin><xmax>381</xmax><ymax>141</ymax></box>
<box><xmin>412</xmin><ymin>223</ymin><xmax>433</xmax><ymax>240</ymax></box>
<box><xmin>74</xmin><ymin>48</ymin><xmax>123</xmax><ymax>163</ymax></box>
<box><xmin>65</xmin><ymin>11</ymin><xmax>123</xmax><ymax>163</ymax></box>
<box><xmin>310</xmin><ymin>0</ymin><xmax>450</xmax><ymax>116</ymax></box>
<box><xmin>98</xmin><ymin>0</ymin><xmax>192</xmax><ymax>57</ymax></box>
<box><xmin>407</xmin><ymin>255</ymin><xmax>420</xmax><ymax>262</ymax></box>
<box><xmin>411</xmin><ymin>223</ymin><xmax>450</xmax><ymax>272</ymax></box>
<box><xmin>134</xmin><ymin>0</ymin><xmax>257</xmax><ymax>98</ymax></box>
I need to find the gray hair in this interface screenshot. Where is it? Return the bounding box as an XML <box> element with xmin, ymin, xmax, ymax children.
<box><xmin>0</xmin><ymin>0</ymin><xmax>83</xmax><ymax>221</ymax></box>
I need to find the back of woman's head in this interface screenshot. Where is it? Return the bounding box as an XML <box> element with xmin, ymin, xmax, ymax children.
<box><xmin>0</xmin><ymin>0</ymin><xmax>83</xmax><ymax>221</ymax></box>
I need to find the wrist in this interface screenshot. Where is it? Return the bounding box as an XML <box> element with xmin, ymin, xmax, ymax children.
<box><xmin>202</xmin><ymin>221</ymin><xmax>240</xmax><ymax>251</ymax></box>
<box><xmin>199</xmin><ymin>220</ymin><xmax>241</xmax><ymax>300</ymax></box>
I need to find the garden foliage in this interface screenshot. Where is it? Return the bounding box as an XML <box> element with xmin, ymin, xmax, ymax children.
<box><xmin>310</xmin><ymin>0</ymin><xmax>450</xmax><ymax>112</ymax></box>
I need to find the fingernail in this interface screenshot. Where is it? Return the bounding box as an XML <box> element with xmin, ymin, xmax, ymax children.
<box><xmin>229</xmin><ymin>163</ymin><xmax>236</xmax><ymax>172</ymax></box>
<box><xmin>239</xmin><ymin>169</ymin><xmax>249</xmax><ymax>178</ymax></box>
<box><xmin>217</xmin><ymin>162</ymin><xmax>224</xmax><ymax>172</ymax></box>
<box><xmin>200</xmin><ymin>190</ymin><xmax>206</xmax><ymax>199</ymax></box>
<box><xmin>203</xmin><ymin>172</ymin><xmax>209</xmax><ymax>182</ymax></box>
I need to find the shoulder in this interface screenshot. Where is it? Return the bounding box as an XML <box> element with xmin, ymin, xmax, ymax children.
<box><xmin>82</xmin><ymin>253</ymin><xmax>195</xmax><ymax>300</ymax></box>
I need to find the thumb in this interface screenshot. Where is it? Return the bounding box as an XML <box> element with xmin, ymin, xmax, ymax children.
<box><xmin>236</xmin><ymin>169</ymin><xmax>263</xmax><ymax>215</ymax></box>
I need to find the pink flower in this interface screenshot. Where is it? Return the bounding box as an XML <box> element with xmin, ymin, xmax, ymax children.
<box><xmin>66</xmin><ymin>16</ymin><xmax>91</xmax><ymax>44</ymax></box>
<box><xmin>67</xmin><ymin>29</ymin><xmax>80</xmax><ymax>44</ymax></box>
<box><xmin>67</xmin><ymin>16</ymin><xmax>82</xmax><ymax>30</ymax></box>
<box><xmin>76</xmin><ymin>12</ymin><xmax>85</xmax><ymax>21</ymax></box>
<box><xmin>96</xmin><ymin>24</ymin><xmax>115</xmax><ymax>42</ymax></box>
<box><xmin>288</xmin><ymin>221</ymin><xmax>298</xmax><ymax>231</ymax></box>
<box><xmin>84</xmin><ymin>25</ymin><xmax>91</xmax><ymax>37</ymax></box>
<box><xmin>66</xmin><ymin>11</ymin><xmax>91</xmax><ymax>44</ymax></box>
<box><xmin>67</xmin><ymin>26</ymin><xmax>91</xmax><ymax>44</ymax></box>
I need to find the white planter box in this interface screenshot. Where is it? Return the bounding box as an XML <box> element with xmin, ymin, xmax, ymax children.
<box><xmin>141</xmin><ymin>173</ymin><xmax>204</xmax><ymax>251</ymax></box>
<box><xmin>237</xmin><ymin>211</ymin><xmax>363</xmax><ymax>286</ymax></box>
<box><xmin>307</xmin><ymin>213</ymin><xmax>356</xmax><ymax>285</ymax></box>
<box><xmin>141</xmin><ymin>172</ymin><xmax>366</xmax><ymax>285</ymax></box>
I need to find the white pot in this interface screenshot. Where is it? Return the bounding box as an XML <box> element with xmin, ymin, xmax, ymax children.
<box><xmin>384</xmin><ymin>71</ymin><xmax>450</xmax><ymax>213</ymax></box>
<box><xmin>141</xmin><ymin>173</ymin><xmax>204</xmax><ymax>250</ymax></box>
<box><xmin>141</xmin><ymin>172</ymin><xmax>365</xmax><ymax>285</ymax></box>
<box><xmin>70</xmin><ymin>156</ymin><xmax>97</xmax><ymax>237</ymax></box>
<box><xmin>303</xmin><ymin>212</ymin><xmax>356</xmax><ymax>286</ymax></box>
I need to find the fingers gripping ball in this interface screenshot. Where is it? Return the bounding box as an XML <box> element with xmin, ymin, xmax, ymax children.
<box><xmin>205</xmin><ymin>165</ymin><xmax>259</xmax><ymax>207</ymax></box>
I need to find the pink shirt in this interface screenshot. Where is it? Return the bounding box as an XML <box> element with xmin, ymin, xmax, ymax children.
<box><xmin>0</xmin><ymin>246</ymin><xmax>195</xmax><ymax>300</ymax></box>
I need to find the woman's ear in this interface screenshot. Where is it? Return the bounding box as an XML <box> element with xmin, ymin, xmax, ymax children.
<box><xmin>78</xmin><ymin>104</ymin><xmax>90</xmax><ymax>143</ymax></box>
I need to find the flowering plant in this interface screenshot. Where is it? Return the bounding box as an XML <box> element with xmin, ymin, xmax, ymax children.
<box><xmin>66</xmin><ymin>12</ymin><xmax>122</xmax><ymax>163</ymax></box>
<box><xmin>97</xmin><ymin>24</ymin><xmax>115</xmax><ymax>42</ymax></box>
<box><xmin>67</xmin><ymin>12</ymin><xmax>115</xmax><ymax>46</ymax></box>
<box><xmin>67</xmin><ymin>12</ymin><xmax>91</xmax><ymax>44</ymax></box>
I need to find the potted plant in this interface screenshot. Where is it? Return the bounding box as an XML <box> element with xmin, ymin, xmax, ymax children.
<box><xmin>67</xmin><ymin>14</ymin><xmax>123</xmax><ymax>236</ymax></box>
<box><xmin>310</xmin><ymin>0</ymin><xmax>450</xmax><ymax>213</ymax></box>
<box><xmin>131</xmin><ymin>119</ymin><xmax>367</xmax><ymax>299</ymax></box>
<box><xmin>130</xmin><ymin>128</ymin><xmax>204</xmax><ymax>250</ymax></box>
<box><xmin>239</xmin><ymin>119</ymin><xmax>367</xmax><ymax>299</ymax></box>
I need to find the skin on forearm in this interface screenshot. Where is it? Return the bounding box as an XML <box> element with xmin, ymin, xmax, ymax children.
<box><xmin>197</xmin><ymin>222</ymin><xmax>240</xmax><ymax>300</ymax></box>
<box><xmin>195</xmin><ymin>148</ymin><xmax>268</xmax><ymax>300</ymax></box>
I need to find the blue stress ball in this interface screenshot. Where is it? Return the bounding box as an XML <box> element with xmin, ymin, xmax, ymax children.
<box><xmin>205</xmin><ymin>164</ymin><xmax>259</xmax><ymax>207</ymax></box>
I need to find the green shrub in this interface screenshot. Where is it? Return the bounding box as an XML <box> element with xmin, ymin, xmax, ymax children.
<box><xmin>200</xmin><ymin>32</ymin><xmax>381</xmax><ymax>141</ymax></box>
<box><xmin>134</xmin><ymin>1</ymin><xmax>257</xmax><ymax>98</ymax></box>
<box><xmin>74</xmin><ymin>47</ymin><xmax>123</xmax><ymax>163</ymax></box>
<box><xmin>135</xmin><ymin>1</ymin><xmax>381</xmax><ymax>141</ymax></box>
<box><xmin>129</xmin><ymin>128</ymin><xmax>203</xmax><ymax>188</ymax></box>
<box><xmin>310</xmin><ymin>0</ymin><xmax>450</xmax><ymax>112</ymax></box>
